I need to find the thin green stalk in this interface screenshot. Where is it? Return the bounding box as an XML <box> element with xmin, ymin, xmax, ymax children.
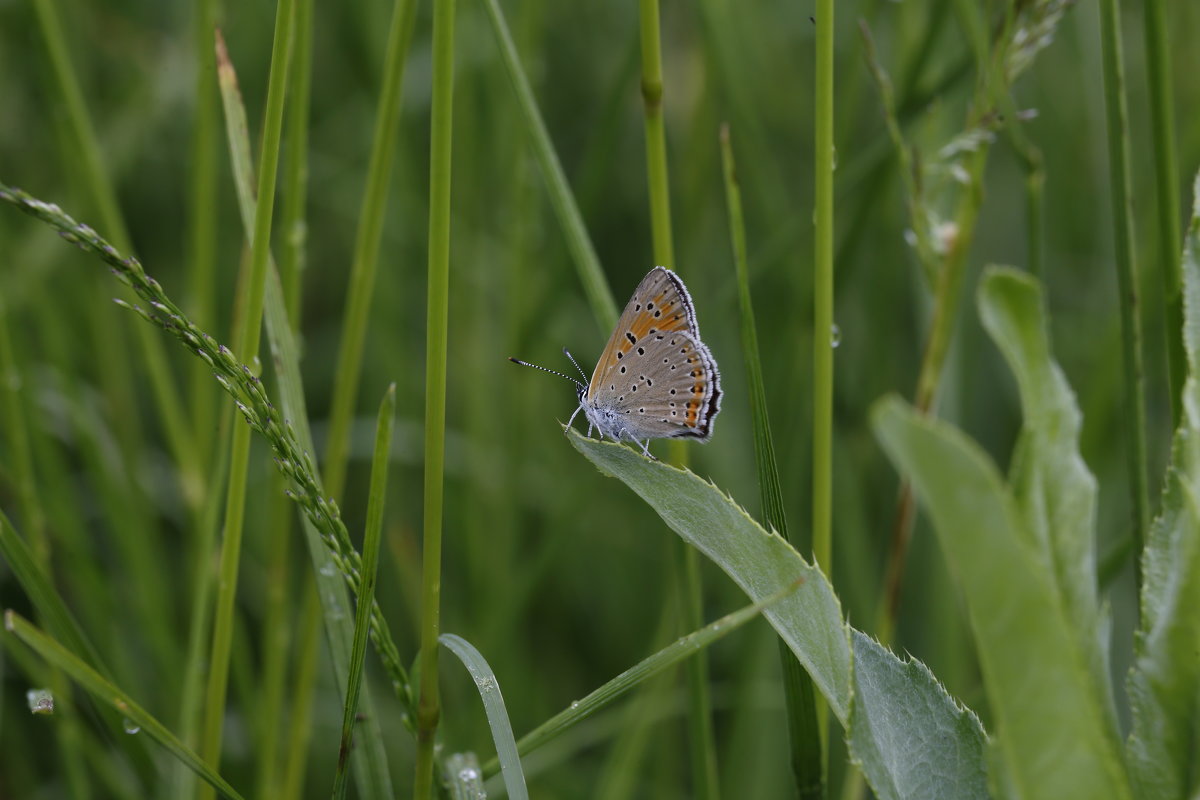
<box><xmin>721</xmin><ymin>125</ymin><xmax>823</xmax><ymax>799</ymax></box>
<box><xmin>0</xmin><ymin>301</ymin><xmax>47</xmax><ymax>562</ymax></box>
<box><xmin>279</xmin><ymin>0</ymin><xmax>314</xmax><ymax>324</ymax></box>
<box><xmin>254</xmin><ymin>472</ymin><xmax>293</xmax><ymax>800</ymax></box>
<box><xmin>415</xmin><ymin>0</ymin><xmax>457</xmax><ymax>793</ymax></box>
<box><xmin>812</xmin><ymin>0</ymin><xmax>834</xmax><ymax>596</ymax></box>
<box><xmin>1143</xmin><ymin>0</ymin><xmax>1184</xmax><ymax>425</ymax></box>
<box><xmin>638</xmin><ymin>1</ymin><xmax>718</xmax><ymax>795</ymax></box>
<box><xmin>639</xmin><ymin>0</ymin><xmax>674</xmax><ymax>270</ymax></box>
<box><xmin>199</xmin><ymin>1</ymin><xmax>296</xmax><ymax>796</ymax></box>
<box><xmin>332</xmin><ymin>385</ymin><xmax>395</xmax><ymax>799</ymax></box>
<box><xmin>812</xmin><ymin>0</ymin><xmax>835</xmax><ymax>770</ymax></box>
<box><xmin>1099</xmin><ymin>0</ymin><xmax>1150</xmax><ymax>575</ymax></box>
<box><xmin>187</xmin><ymin>0</ymin><xmax>221</xmax><ymax>470</ymax></box>
<box><xmin>323</xmin><ymin>0</ymin><xmax>419</xmax><ymax>501</ymax></box>
<box><xmin>280</xmin><ymin>583</ymin><xmax>321</xmax><ymax>800</ymax></box>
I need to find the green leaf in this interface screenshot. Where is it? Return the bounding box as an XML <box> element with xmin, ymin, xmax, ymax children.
<box><xmin>977</xmin><ymin>267</ymin><xmax>1112</xmax><ymax>716</ymax></box>
<box><xmin>848</xmin><ymin>630</ymin><xmax>988</xmax><ymax>800</ymax></box>
<box><xmin>568</xmin><ymin>428</ymin><xmax>851</xmax><ymax>719</ymax></box>
<box><xmin>1125</xmin><ymin>170</ymin><xmax>1200</xmax><ymax>799</ymax></box>
<box><xmin>567</xmin><ymin>429</ymin><xmax>990</xmax><ymax>799</ymax></box>
<box><xmin>872</xmin><ymin>398</ymin><xmax>1132</xmax><ymax>800</ymax></box>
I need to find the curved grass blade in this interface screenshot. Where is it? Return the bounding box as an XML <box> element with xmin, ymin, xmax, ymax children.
<box><xmin>4</xmin><ymin>611</ymin><xmax>245</xmax><ymax>800</ymax></box>
<box><xmin>440</xmin><ymin>634</ymin><xmax>529</xmax><ymax>800</ymax></box>
<box><xmin>478</xmin><ymin>0</ymin><xmax>618</xmax><ymax>332</ymax></box>
<box><xmin>331</xmin><ymin>385</ymin><xmax>396</xmax><ymax>800</ymax></box>
<box><xmin>720</xmin><ymin>123</ymin><xmax>822</xmax><ymax>798</ymax></box>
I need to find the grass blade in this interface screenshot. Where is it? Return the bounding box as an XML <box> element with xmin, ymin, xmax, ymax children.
<box><xmin>4</xmin><ymin>611</ymin><xmax>246</xmax><ymax>800</ymax></box>
<box><xmin>323</xmin><ymin>0</ymin><xmax>418</xmax><ymax>501</ymax></box>
<box><xmin>441</xmin><ymin>634</ymin><xmax>530</xmax><ymax>800</ymax></box>
<box><xmin>1099</xmin><ymin>0</ymin><xmax>1151</xmax><ymax>573</ymax></box>
<box><xmin>721</xmin><ymin>124</ymin><xmax>823</xmax><ymax>798</ymax></box>
<box><xmin>486</xmin><ymin>580</ymin><xmax>801</xmax><ymax>771</ymax></box>
<box><xmin>479</xmin><ymin>0</ymin><xmax>618</xmax><ymax>332</ymax></box>
<box><xmin>415</xmin><ymin>0</ymin><xmax>458</xmax><ymax>794</ymax></box>
<box><xmin>214</xmin><ymin>38</ymin><xmax>402</xmax><ymax>796</ymax></box>
<box><xmin>331</xmin><ymin>385</ymin><xmax>396</xmax><ymax>800</ymax></box>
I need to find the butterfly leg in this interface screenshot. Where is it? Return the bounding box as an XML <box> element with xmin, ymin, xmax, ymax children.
<box><xmin>565</xmin><ymin>402</ymin><xmax>584</xmax><ymax>433</ymax></box>
<box><xmin>636</xmin><ymin>438</ymin><xmax>657</xmax><ymax>460</ymax></box>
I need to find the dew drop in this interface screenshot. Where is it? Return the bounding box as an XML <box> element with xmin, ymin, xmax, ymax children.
<box><xmin>830</xmin><ymin>324</ymin><xmax>842</xmax><ymax>348</ymax></box>
<box><xmin>123</xmin><ymin>717</ymin><xmax>141</xmax><ymax>735</ymax></box>
<box><xmin>26</xmin><ymin>689</ymin><xmax>54</xmax><ymax>715</ymax></box>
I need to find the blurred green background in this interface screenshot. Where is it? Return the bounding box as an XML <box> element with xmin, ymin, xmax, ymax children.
<box><xmin>0</xmin><ymin>0</ymin><xmax>1198</xmax><ymax>796</ymax></box>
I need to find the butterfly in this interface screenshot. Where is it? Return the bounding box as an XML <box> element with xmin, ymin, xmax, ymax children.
<box><xmin>510</xmin><ymin>266</ymin><xmax>722</xmax><ymax>456</ymax></box>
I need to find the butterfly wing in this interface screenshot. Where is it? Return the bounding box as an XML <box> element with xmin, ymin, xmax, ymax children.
<box><xmin>586</xmin><ymin>268</ymin><xmax>721</xmax><ymax>441</ymax></box>
<box><xmin>587</xmin><ymin>267</ymin><xmax>698</xmax><ymax>392</ymax></box>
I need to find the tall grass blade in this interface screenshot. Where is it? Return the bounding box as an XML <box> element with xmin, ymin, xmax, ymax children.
<box><xmin>3</xmin><ymin>611</ymin><xmax>246</xmax><ymax>800</ymax></box>
<box><xmin>323</xmin><ymin>0</ymin><xmax>418</xmax><ymax>501</ymax></box>
<box><xmin>331</xmin><ymin>385</ymin><xmax>396</xmax><ymax>800</ymax></box>
<box><xmin>1098</xmin><ymin>0</ymin><xmax>1150</xmax><ymax>572</ymax></box>
<box><xmin>479</xmin><ymin>0</ymin><xmax>618</xmax><ymax>332</ymax></box>
<box><xmin>200</xmin><ymin>2</ymin><xmax>297</xmax><ymax>794</ymax></box>
<box><xmin>721</xmin><ymin>124</ymin><xmax>823</xmax><ymax>798</ymax></box>
<box><xmin>415</xmin><ymin>0</ymin><xmax>457</xmax><ymax>794</ymax></box>
<box><xmin>214</xmin><ymin>40</ymin><xmax>401</xmax><ymax>797</ymax></box>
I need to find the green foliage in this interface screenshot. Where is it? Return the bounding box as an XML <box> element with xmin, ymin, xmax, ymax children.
<box><xmin>570</xmin><ymin>429</ymin><xmax>989</xmax><ymax>799</ymax></box>
<box><xmin>1</xmin><ymin>0</ymin><xmax>1198</xmax><ymax>797</ymax></box>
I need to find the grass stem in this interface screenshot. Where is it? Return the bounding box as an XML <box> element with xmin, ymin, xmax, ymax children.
<box><xmin>1098</xmin><ymin>0</ymin><xmax>1150</xmax><ymax>578</ymax></box>
<box><xmin>415</xmin><ymin>0</ymin><xmax>457</xmax><ymax>793</ymax></box>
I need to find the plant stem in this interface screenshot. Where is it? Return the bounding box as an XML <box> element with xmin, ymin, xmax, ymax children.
<box><xmin>199</xmin><ymin>1</ymin><xmax>296</xmax><ymax>796</ymax></box>
<box><xmin>1143</xmin><ymin>0</ymin><xmax>1184</xmax><ymax>426</ymax></box>
<box><xmin>638</xmin><ymin>3</ymin><xmax>719</xmax><ymax>794</ymax></box>
<box><xmin>415</xmin><ymin>0</ymin><xmax>457</xmax><ymax>793</ymax></box>
<box><xmin>812</xmin><ymin>0</ymin><xmax>834</xmax><ymax>600</ymax></box>
<box><xmin>1099</xmin><ymin>0</ymin><xmax>1150</xmax><ymax>578</ymax></box>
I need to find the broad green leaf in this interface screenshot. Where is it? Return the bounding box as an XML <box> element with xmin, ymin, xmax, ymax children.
<box><xmin>848</xmin><ymin>630</ymin><xmax>988</xmax><ymax>800</ymax></box>
<box><xmin>977</xmin><ymin>268</ymin><xmax>1113</xmax><ymax>719</ymax></box>
<box><xmin>1125</xmin><ymin>170</ymin><xmax>1200</xmax><ymax>799</ymax></box>
<box><xmin>568</xmin><ymin>429</ymin><xmax>990</xmax><ymax>799</ymax></box>
<box><xmin>568</xmin><ymin>428</ymin><xmax>851</xmax><ymax>720</ymax></box>
<box><xmin>872</xmin><ymin>398</ymin><xmax>1132</xmax><ymax>800</ymax></box>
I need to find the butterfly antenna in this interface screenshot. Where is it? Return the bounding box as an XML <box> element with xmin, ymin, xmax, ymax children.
<box><xmin>508</xmin><ymin>356</ymin><xmax>584</xmax><ymax>389</ymax></box>
<box><xmin>561</xmin><ymin>347</ymin><xmax>590</xmax><ymax>383</ymax></box>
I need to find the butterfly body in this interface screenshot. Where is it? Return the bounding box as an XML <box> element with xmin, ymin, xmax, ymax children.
<box><xmin>514</xmin><ymin>267</ymin><xmax>721</xmax><ymax>456</ymax></box>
